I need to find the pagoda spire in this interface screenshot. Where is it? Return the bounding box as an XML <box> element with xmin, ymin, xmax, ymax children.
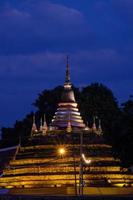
<box><xmin>65</xmin><ymin>55</ymin><xmax>71</xmax><ymax>85</ymax></box>
<box><xmin>51</xmin><ymin>57</ymin><xmax>85</xmax><ymax>129</ymax></box>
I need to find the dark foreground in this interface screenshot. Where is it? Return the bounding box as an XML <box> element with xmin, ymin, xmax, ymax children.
<box><xmin>1</xmin><ymin>195</ymin><xmax>133</xmax><ymax>200</ymax></box>
<box><xmin>1</xmin><ymin>187</ymin><xmax>133</xmax><ymax>200</ymax></box>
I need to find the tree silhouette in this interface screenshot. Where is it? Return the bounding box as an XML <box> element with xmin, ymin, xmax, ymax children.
<box><xmin>1</xmin><ymin>84</ymin><xmax>133</xmax><ymax>166</ymax></box>
<box><xmin>79</xmin><ymin>83</ymin><xmax>120</xmax><ymax>140</ymax></box>
<box><xmin>112</xmin><ymin>98</ymin><xmax>133</xmax><ymax>167</ymax></box>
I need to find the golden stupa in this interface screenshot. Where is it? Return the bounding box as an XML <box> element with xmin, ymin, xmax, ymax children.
<box><xmin>51</xmin><ymin>57</ymin><xmax>85</xmax><ymax>129</ymax></box>
<box><xmin>0</xmin><ymin>59</ymin><xmax>133</xmax><ymax>196</ymax></box>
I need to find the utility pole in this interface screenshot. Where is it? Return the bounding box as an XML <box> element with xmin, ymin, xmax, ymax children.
<box><xmin>79</xmin><ymin>131</ymin><xmax>83</xmax><ymax>195</ymax></box>
<box><xmin>73</xmin><ymin>148</ymin><xmax>77</xmax><ymax>195</ymax></box>
<box><xmin>72</xmin><ymin>133</ymin><xmax>77</xmax><ymax>196</ymax></box>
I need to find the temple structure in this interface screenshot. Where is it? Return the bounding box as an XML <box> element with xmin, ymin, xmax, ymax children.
<box><xmin>51</xmin><ymin>57</ymin><xmax>85</xmax><ymax>129</ymax></box>
<box><xmin>0</xmin><ymin>59</ymin><xmax>133</xmax><ymax>195</ymax></box>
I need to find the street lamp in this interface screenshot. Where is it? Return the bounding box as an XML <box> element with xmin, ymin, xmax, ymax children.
<box><xmin>58</xmin><ymin>147</ymin><xmax>66</xmax><ymax>157</ymax></box>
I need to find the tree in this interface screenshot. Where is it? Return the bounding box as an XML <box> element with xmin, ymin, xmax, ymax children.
<box><xmin>79</xmin><ymin>83</ymin><xmax>120</xmax><ymax>140</ymax></box>
<box><xmin>33</xmin><ymin>86</ymin><xmax>64</xmax><ymax>124</ymax></box>
<box><xmin>0</xmin><ymin>113</ymin><xmax>33</xmax><ymax>147</ymax></box>
<box><xmin>112</xmin><ymin>98</ymin><xmax>133</xmax><ymax>167</ymax></box>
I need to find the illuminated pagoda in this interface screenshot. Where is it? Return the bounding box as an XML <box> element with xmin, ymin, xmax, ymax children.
<box><xmin>0</xmin><ymin>59</ymin><xmax>133</xmax><ymax>196</ymax></box>
<box><xmin>51</xmin><ymin>56</ymin><xmax>85</xmax><ymax>130</ymax></box>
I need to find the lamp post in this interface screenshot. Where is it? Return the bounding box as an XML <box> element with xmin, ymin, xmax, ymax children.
<box><xmin>72</xmin><ymin>134</ymin><xmax>77</xmax><ymax>196</ymax></box>
<box><xmin>79</xmin><ymin>131</ymin><xmax>83</xmax><ymax>195</ymax></box>
<box><xmin>79</xmin><ymin>131</ymin><xmax>92</xmax><ymax>196</ymax></box>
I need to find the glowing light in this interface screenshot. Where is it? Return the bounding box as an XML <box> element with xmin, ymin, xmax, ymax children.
<box><xmin>58</xmin><ymin>147</ymin><xmax>66</xmax><ymax>156</ymax></box>
<box><xmin>82</xmin><ymin>154</ymin><xmax>91</xmax><ymax>164</ymax></box>
<box><xmin>108</xmin><ymin>179</ymin><xmax>111</xmax><ymax>183</ymax></box>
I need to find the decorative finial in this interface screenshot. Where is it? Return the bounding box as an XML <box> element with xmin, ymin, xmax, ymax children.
<box><xmin>92</xmin><ymin>116</ymin><xmax>97</xmax><ymax>131</ymax></box>
<box><xmin>84</xmin><ymin>121</ymin><xmax>90</xmax><ymax>131</ymax></box>
<box><xmin>65</xmin><ymin>55</ymin><xmax>71</xmax><ymax>83</ymax></box>
<box><xmin>42</xmin><ymin>114</ymin><xmax>48</xmax><ymax>134</ymax></box>
<box><xmin>98</xmin><ymin>119</ymin><xmax>103</xmax><ymax>135</ymax></box>
<box><xmin>31</xmin><ymin>114</ymin><xmax>38</xmax><ymax>136</ymax></box>
<box><xmin>18</xmin><ymin>135</ymin><xmax>21</xmax><ymax>147</ymax></box>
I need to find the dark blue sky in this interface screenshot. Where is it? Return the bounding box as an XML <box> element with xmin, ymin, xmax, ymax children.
<box><xmin>0</xmin><ymin>0</ymin><xmax>133</xmax><ymax>127</ymax></box>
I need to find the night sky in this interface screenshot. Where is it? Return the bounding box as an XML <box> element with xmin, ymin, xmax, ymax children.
<box><xmin>0</xmin><ymin>0</ymin><xmax>133</xmax><ymax>127</ymax></box>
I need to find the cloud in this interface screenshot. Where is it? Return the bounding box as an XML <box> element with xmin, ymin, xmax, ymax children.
<box><xmin>0</xmin><ymin>6</ymin><xmax>30</xmax><ymax>18</ymax></box>
<box><xmin>0</xmin><ymin>52</ymin><xmax>65</xmax><ymax>77</ymax></box>
<box><xmin>115</xmin><ymin>0</ymin><xmax>133</xmax><ymax>7</ymax></box>
<box><xmin>0</xmin><ymin>49</ymin><xmax>131</xmax><ymax>83</ymax></box>
<box><xmin>0</xmin><ymin>49</ymin><xmax>131</xmax><ymax>113</ymax></box>
<box><xmin>35</xmin><ymin>1</ymin><xmax>84</xmax><ymax>23</ymax></box>
<box><xmin>0</xmin><ymin>48</ymin><xmax>132</xmax><ymax>126</ymax></box>
<box><xmin>72</xmin><ymin>49</ymin><xmax>132</xmax><ymax>83</ymax></box>
<box><xmin>74</xmin><ymin>49</ymin><xmax>122</xmax><ymax>63</ymax></box>
<box><xmin>0</xmin><ymin>1</ymin><xmax>91</xmax><ymax>55</ymax></box>
<box><xmin>112</xmin><ymin>0</ymin><xmax>133</xmax><ymax>22</ymax></box>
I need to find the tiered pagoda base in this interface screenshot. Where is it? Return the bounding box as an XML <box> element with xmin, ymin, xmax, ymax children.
<box><xmin>0</xmin><ymin>131</ymin><xmax>133</xmax><ymax>191</ymax></box>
